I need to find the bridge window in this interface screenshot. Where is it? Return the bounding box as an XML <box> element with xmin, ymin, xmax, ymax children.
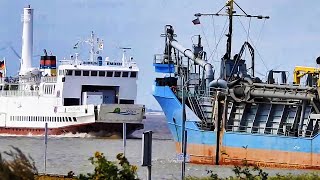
<box><xmin>130</xmin><ymin>72</ymin><xmax>137</xmax><ymax>78</ymax></box>
<box><xmin>75</xmin><ymin>70</ymin><xmax>81</xmax><ymax>76</ymax></box>
<box><xmin>91</xmin><ymin>71</ymin><xmax>97</xmax><ymax>76</ymax></box>
<box><xmin>59</xmin><ymin>70</ymin><xmax>64</xmax><ymax>76</ymax></box>
<box><xmin>99</xmin><ymin>71</ymin><xmax>105</xmax><ymax>77</ymax></box>
<box><xmin>83</xmin><ymin>71</ymin><xmax>89</xmax><ymax>76</ymax></box>
<box><xmin>107</xmin><ymin>71</ymin><xmax>113</xmax><ymax>77</ymax></box>
<box><xmin>114</xmin><ymin>71</ymin><xmax>121</xmax><ymax>77</ymax></box>
<box><xmin>66</xmin><ymin>70</ymin><xmax>73</xmax><ymax>76</ymax></box>
<box><xmin>122</xmin><ymin>72</ymin><xmax>129</xmax><ymax>77</ymax></box>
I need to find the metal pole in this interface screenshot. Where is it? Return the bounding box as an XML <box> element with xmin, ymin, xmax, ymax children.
<box><xmin>123</xmin><ymin>123</ymin><xmax>126</xmax><ymax>156</ymax></box>
<box><xmin>181</xmin><ymin>76</ymin><xmax>186</xmax><ymax>180</ymax></box>
<box><xmin>183</xmin><ymin>130</ymin><xmax>187</xmax><ymax>174</ymax></box>
<box><xmin>142</xmin><ymin>131</ymin><xmax>152</xmax><ymax>180</ymax></box>
<box><xmin>44</xmin><ymin>123</ymin><xmax>48</xmax><ymax>173</ymax></box>
<box><xmin>147</xmin><ymin>165</ymin><xmax>151</xmax><ymax>180</ymax></box>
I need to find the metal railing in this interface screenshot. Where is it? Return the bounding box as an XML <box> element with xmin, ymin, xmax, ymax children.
<box><xmin>0</xmin><ymin>90</ymin><xmax>40</xmax><ymax>97</ymax></box>
<box><xmin>174</xmin><ymin>87</ymin><xmax>209</xmax><ymax>124</ymax></box>
<box><xmin>154</xmin><ymin>54</ymin><xmax>176</xmax><ymax>64</ymax></box>
<box><xmin>225</xmin><ymin>124</ymin><xmax>318</xmax><ymax>138</ymax></box>
<box><xmin>0</xmin><ymin>77</ymin><xmax>19</xmax><ymax>84</ymax></box>
<box><xmin>41</xmin><ymin>77</ymin><xmax>57</xmax><ymax>83</ymax></box>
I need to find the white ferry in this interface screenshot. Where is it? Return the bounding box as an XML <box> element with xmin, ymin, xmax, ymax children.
<box><xmin>0</xmin><ymin>5</ymin><xmax>145</xmax><ymax>136</ymax></box>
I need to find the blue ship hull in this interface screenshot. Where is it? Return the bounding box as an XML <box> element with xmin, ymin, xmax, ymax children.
<box><xmin>153</xmin><ymin>85</ymin><xmax>320</xmax><ymax>169</ymax></box>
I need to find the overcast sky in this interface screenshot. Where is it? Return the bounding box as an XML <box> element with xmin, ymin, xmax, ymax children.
<box><xmin>1</xmin><ymin>0</ymin><xmax>320</xmax><ymax>110</ymax></box>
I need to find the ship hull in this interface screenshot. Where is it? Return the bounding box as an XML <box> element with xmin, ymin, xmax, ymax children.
<box><xmin>0</xmin><ymin>122</ymin><xmax>143</xmax><ymax>137</ymax></box>
<box><xmin>0</xmin><ymin>96</ymin><xmax>145</xmax><ymax>137</ymax></box>
<box><xmin>154</xmin><ymin>85</ymin><xmax>320</xmax><ymax>169</ymax></box>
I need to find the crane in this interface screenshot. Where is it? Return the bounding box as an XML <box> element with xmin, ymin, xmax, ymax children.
<box><xmin>293</xmin><ymin>66</ymin><xmax>320</xmax><ymax>87</ymax></box>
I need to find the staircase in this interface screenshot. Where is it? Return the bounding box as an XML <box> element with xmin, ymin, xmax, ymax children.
<box><xmin>188</xmin><ymin>96</ymin><xmax>207</xmax><ymax>123</ymax></box>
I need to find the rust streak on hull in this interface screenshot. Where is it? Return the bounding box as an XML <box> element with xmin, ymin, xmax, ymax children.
<box><xmin>175</xmin><ymin>142</ymin><xmax>320</xmax><ymax>170</ymax></box>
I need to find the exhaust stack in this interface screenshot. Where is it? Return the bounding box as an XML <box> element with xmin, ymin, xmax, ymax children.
<box><xmin>20</xmin><ymin>5</ymin><xmax>33</xmax><ymax>75</ymax></box>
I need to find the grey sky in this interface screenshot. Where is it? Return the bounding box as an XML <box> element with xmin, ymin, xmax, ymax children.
<box><xmin>1</xmin><ymin>0</ymin><xmax>320</xmax><ymax>110</ymax></box>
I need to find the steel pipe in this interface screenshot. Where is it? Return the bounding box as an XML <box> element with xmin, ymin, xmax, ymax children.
<box><xmin>249</xmin><ymin>88</ymin><xmax>316</xmax><ymax>101</ymax></box>
<box><xmin>169</xmin><ymin>40</ymin><xmax>214</xmax><ymax>87</ymax></box>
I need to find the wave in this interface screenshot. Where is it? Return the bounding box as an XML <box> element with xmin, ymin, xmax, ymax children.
<box><xmin>145</xmin><ymin>112</ymin><xmax>164</xmax><ymax>116</ymax></box>
<box><xmin>0</xmin><ymin>132</ymin><xmax>93</xmax><ymax>138</ymax></box>
<box><xmin>50</xmin><ymin>132</ymin><xmax>94</xmax><ymax>138</ymax></box>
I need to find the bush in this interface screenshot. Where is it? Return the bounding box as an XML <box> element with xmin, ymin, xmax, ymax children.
<box><xmin>0</xmin><ymin>146</ymin><xmax>37</xmax><ymax>180</ymax></box>
<box><xmin>78</xmin><ymin>152</ymin><xmax>139</xmax><ymax>180</ymax></box>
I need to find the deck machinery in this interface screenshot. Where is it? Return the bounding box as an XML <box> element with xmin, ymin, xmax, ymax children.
<box><xmin>153</xmin><ymin>0</ymin><xmax>320</xmax><ymax>169</ymax></box>
<box><xmin>157</xmin><ymin>24</ymin><xmax>320</xmax><ymax>138</ymax></box>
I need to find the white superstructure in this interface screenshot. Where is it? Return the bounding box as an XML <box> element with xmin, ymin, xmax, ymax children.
<box><xmin>0</xmin><ymin>6</ymin><xmax>145</xmax><ymax>136</ymax></box>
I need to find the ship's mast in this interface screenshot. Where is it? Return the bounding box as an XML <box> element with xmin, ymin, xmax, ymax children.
<box><xmin>120</xmin><ymin>47</ymin><xmax>131</xmax><ymax>65</ymax></box>
<box><xmin>194</xmin><ymin>0</ymin><xmax>269</xmax><ymax>79</ymax></box>
<box><xmin>89</xmin><ymin>31</ymin><xmax>95</xmax><ymax>62</ymax></box>
<box><xmin>73</xmin><ymin>31</ymin><xmax>104</xmax><ymax>64</ymax></box>
<box><xmin>226</xmin><ymin>0</ymin><xmax>234</xmax><ymax>60</ymax></box>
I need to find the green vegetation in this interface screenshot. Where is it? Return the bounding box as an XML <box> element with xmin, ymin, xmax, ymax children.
<box><xmin>78</xmin><ymin>151</ymin><xmax>139</xmax><ymax>180</ymax></box>
<box><xmin>0</xmin><ymin>146</ymin><xmax>37</xmax><ymax>180</ymax></box>
<box><xmin>113</xmin><ymin>108</ymin><xmax>121</xmax><ymax>113</ymax></box>
<box><xmin>0</xmin><ymin>147</ymin><xmax>138</xmax><ymax>180</ymax></box>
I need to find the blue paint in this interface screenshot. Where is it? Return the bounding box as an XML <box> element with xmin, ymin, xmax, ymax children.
<box><xmin>153</xmin><ymin>63</ymin><xmax>175</xmax><ymax>73</ymax></box>
<box><xmin>153</xmin><ymin>85</ymin><xmax>320</xmax><ymax>154</ymax></box>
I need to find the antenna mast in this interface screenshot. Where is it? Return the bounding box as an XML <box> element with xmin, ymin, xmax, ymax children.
<box><xmin>119</xmin><ymin>47</ymin><xmax>131</xmax><ymax>64</ymax></box>
<box><xmin>226</xmin><ymin>0</ymin><xmax>234</xmax><ymax>60</ymax></box>
<box><xmin>73</xmin><ymin>31</ymin><xmax>104</xmax><ymax>64</ymax></box>
<box><xmin>194</xmin><ymin>0</ymin><xmax>269</xmax><ymax>79</ymax></box>
<box><xmin>89</xmin><ymin>31</ymin><xmax>95</xmax><ymax>62</ymax></box>
<box><xmin>195</xmin><ymin>0</ymin><xmax>269</xmax><ymax>58</ymax></box>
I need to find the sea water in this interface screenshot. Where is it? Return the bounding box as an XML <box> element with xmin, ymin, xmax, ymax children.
<box><xmin>0</xmin><ymin>114</ymin><xmax>314</xmax><ymax>179</ymax></box>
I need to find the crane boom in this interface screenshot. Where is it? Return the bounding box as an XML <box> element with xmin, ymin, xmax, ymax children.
<box><xmin>293</xmin><ymin>66</ymin><xmax>320</xmax><ymax>86</ymax></box>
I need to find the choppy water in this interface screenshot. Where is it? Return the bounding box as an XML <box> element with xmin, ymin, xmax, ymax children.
<box><xmin>0</xmin><ymin>114</ymin><xmax>316</xmax><ymax>179</ymax></box>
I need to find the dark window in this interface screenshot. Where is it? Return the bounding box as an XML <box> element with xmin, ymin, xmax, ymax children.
<box><xmin>91</xmin><ymin>71</ymin><xmax>97</xmax><ymax>76</ymax></box>
<box><xmin>66</xmin><ymin>70</ymin><xmax>73</xmax><ymax>76</ymax></box>
<box><xmin>122</xmin><ymin>72</ymin><xmax>129</xmax><ymax>77</ymax></box>
<box><xmin>107</xmin><ymin>71</ymin><xmax>113</xmax><ymax>77</ymax></box>
<box><xmin>130</xmin><ymin>71</ymin><xmax>137</xmax><ymax>78</ymax></box>
<box><xmin>99</xmin><ymin>71</ymin><xmax>105</xmax><ymax>77</ymax></box>
<box><xmin>120</xmin><ymin>99</ymin><xmax>134</xmax><ymax>104</ymax></box>
<box><xmin>114</xmin><ymin>71</ymin><xmax>121</xmax><ymax>77</ymax></box>
<box><xmin>64</xmin><ymin>98</ymin><xmax>80</xmax><ymax>106</ymax></box>
<box><xmin>83</xmin><ymin>71</ymin><xmax>89</xmax><ymax>76</ymax></box>
<box><xmin>75</xmin><ymin>70</ymin><xmax>81</xmax><ymax>76</ymax></box>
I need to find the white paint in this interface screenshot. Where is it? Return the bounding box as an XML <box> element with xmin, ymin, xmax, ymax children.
<box><xmin>20</xmin><ymin>5</ymin><xmax>33</xmax><ymax>75</ymax></box>
<box><xmin>0</xmin><ymin>6</ymin><xmax>145</xmax><ymax>132</ymax></box>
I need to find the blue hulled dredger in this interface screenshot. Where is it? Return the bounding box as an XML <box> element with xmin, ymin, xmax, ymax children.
<box><xmin>153</xmin><ymin>0</ymin><xmax>320</xmax><ymax>169</ymax></box>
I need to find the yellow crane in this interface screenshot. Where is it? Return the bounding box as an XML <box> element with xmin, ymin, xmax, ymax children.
<box><xmin>293</xmin><ymin>66</ymin><xmax>320</xmax><ymax>86</ymax></box>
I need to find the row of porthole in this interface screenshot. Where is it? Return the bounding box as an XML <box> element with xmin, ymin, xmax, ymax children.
<box><xmin>4</xmin><ymin>128</ymin><xmax>43</xmax><ymax>132</ymax></box>
<box><xmin>63</xmin><ymin>70</ymin><xmax>137</xmax><ymax>78</ymax></box>
<box><xmin>9</xmin><ymin>116</ymin><xmax>77</xmax><ymax>122</ymax></box>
